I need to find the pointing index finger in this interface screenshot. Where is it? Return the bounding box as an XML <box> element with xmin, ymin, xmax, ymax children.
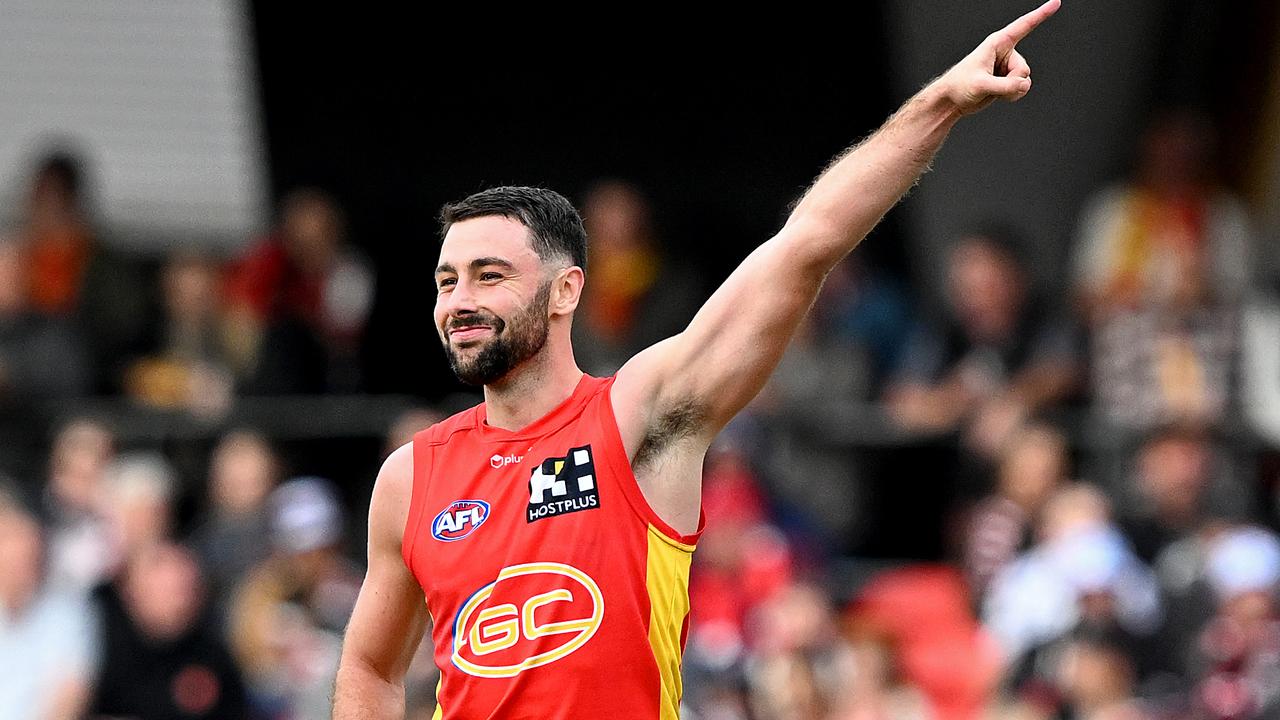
<box><xmin>1002</xmin><ymin>0</ymin><xmax>1061</xmax><ymax>45</ymax></box>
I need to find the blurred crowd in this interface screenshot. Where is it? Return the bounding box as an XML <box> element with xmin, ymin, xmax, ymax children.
<box><xmin>3</xmin><ymin>107</ymin><xmax>1280</xmax><ymax>720</ymax></box>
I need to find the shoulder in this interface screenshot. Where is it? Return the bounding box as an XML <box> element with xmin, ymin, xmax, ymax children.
<box><xmin>371</xmin><ymin>442</ymin><xmax>415</xmax><ymax>522</ymax></box>
<box><xmin>412</xmin><ymin>404</ymin><xmax>482</xmax><ymax>448</ymax></box>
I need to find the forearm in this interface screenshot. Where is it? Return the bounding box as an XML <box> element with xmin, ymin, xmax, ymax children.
<box><xmin>333</xmin><ymin>659</ymin><xmax>405</xmax><ymax>719</ymax></box>
<box><xmin>1007</xmin><ymin>363</ymin><xmax>1077</xmax><ymax>409</ymax></box>
<box><xmin>784</xmin><ymin>82</ymin><xmax>961</xmax><ymax>270</ymax></box>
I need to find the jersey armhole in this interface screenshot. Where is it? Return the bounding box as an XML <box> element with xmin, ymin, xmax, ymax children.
<box><xmin>601</xmin><ymin>378</ymin><xmax>705</xmax><ymax>549</ymax></box>
<box><xmin>401</xmin><ymin>436</ymin><xmax>434</xmax><ymax>579</ymax></box>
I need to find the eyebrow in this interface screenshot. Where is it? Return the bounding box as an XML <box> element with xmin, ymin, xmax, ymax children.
<box><xmin>434</xmin><ymin>257</ymin><xmax>516</xmax><ymax>276</ymax></box>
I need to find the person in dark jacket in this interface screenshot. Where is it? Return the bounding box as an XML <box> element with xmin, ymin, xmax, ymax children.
<box><xmin>89</xmin><ymin>541</ymin><xmax>247</xmax><ymax>720</ymax></box>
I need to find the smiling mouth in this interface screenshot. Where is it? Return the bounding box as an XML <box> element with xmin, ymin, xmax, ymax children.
<box><xmin>449</xmin><ymin>326</ymin><xmax>493</xmax><ymax>344</ymax></box>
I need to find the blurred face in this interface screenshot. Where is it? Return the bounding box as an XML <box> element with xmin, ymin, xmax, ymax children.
<box><xmin>49</xmin><ymin>420</ymin><xmax>114</xmax><ymax>512</ymax></box>
<box><xmin>1000</xmin><ymin>428</ymin><xmax>1067</xmax><ymax>511</ymax></box>
<box><xmin>282</xmin><ymin>194</ymin><xmax>341</xmax><ymax>274</ymax></box>
<box><xmin>210</xmin><ymin>433</ymin><xmax>275</xmax><ymax>516</ymax></box>
<box><xmin>434</xmin><ymin>216</ymin><xmax>554</xmax><ymax>386</ymax></box>
<box><xmin>582</xmin><ymin>182</ymin><xmax>650</xmax><ymax>251</ymax></box>
<box><xmin>123</xmin><ymin>544</ymin><xmax>203</xmax><ymax>641</ymax></box>
<box><xmin>0</xmin><ymin>508</ymin><xmax>42</xmax><ymax>608</ymax></box>
<box><xmin>27</xmin><ymin>167</ymin><xmax>77</xmax><ymax>227</ymax></box>
<box><xmin>947</xmin><ymin>239</ymin><xmax>1023</xmax><ymax>340</ymax></box>
<box><xmin>1138</xmin><ymin>435</ymin><xmax>1209</xmax><ymax>524</ymax></box>
<box><xmin>163</xmin><ymin>258</ymin><xmax>218</xmax><ymax>324</ymax></box>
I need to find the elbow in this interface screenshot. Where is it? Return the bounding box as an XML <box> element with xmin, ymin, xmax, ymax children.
<box><xmin>770</xmin><ymin>224</ymin><xmax>844</xmax><ymax>283</ymax></box>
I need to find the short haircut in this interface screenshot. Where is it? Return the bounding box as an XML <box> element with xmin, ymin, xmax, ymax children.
<box><xmin>37</xmin><ymin>151</ymin><xmax>84</xmax><ymax>200</ymax></box>
<box><xmin>440</xmin><ymin>186</ymin><xmax>588</xmax><ymax>272</ymax></box>
<box><xmin>956</xmin><ymin>219</ymin><xmax>1029</xmax><ymax>271</ymax></box>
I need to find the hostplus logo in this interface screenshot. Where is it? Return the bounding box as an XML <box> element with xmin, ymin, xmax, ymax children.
<box><xmin>490</xmin><ymin>453</ymin><xmax>523</xmax><ymax>469</ymax></box>
<box><xmin>527</xmin><ymin>445</ymin><xmax>600</xmax><ymax>523</ymax></box>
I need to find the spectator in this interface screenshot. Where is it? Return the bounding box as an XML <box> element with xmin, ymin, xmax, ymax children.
<box><xmin>48</xmin><ymin>446</ymin><xmax>178</xmax><ymax>596</ymax></box>
<box><xmin>19</xmin><ymin>151</ymin><xmax>95</xmax><ymax>317</ymax></box>
<box><xmin>1073</xmin><ymin>111</ymin><xmax>1251</xmax><ymax>431</ymax></box>
<box><xmin>43</xmin><ymin>418</ymin><xmax>116</xmax><ymax>593</ymax></box>
<box><xmin>229</xmin><ymin>476</ymin><xmax>363</xmax><ymax>718</ymax></box>
<box><xmin>1188</xmin><ymin>527</ymin><xmax>1280</xmax><ymax>719</ymax></box>
<box><xmin>0</xmin><ymin>236</ymin><xmax>90</xmax><ymax>401</ymax></box>
<box><xmin>746</xmin><ymin>259</ymin><xmax>908</xmax><ymax>550</ymax></box>
<box><xmin>16</xmin><ymin>150</ymin><xmax>147</xmax><ymax>392</ymax></box>
<box><xmin>124</xmin><ymin>253</ymin><xmax>237</xmax><ymax>417</ymax></box>
<box><xmin>746</xmin><ymin>583</ymin><xmax>856</xmax><ymax>720</ymax></box>
<box><xmin>887</xmin><ymin>225</ymin><xmax>1080</xmax><ymax>460</ymax></box>
<box><xmin>188</xmin><ymin>430</ymin><xmax>279</xmax><ymax>618</ymax></box>
<box><xmin>1005</xmin><ymin>624</ymin><xmax>1148</xmax><ymax>720</ymax></box>
<box><xmin>750</xmin><ymin>307</ymin><xmax>868</xmax><ymax>545</ymax></box>
<box><xmin>226</xmin><ymin>188</ymin><xmax>374</xmax><ymax>394</ymax></box>
<box><xmin>571</xmin><ymin>180</ymin><xmax>701</xmax><ymax>376</ymax></box>
<box><xmin>100</xmin><ymin>452</ymin><xmax>178</xmax><ymax>564</ymax></box>
<box><xmin>88</xmin><ymin>541</ymin><xmax>247</xmax><ymax>719</ymax></box>
<box><xmin>807</xmin><ymin>255</ymin><xmax>913</xmax><ymax>397</ymax></box>
<box><xmin>0</xmin><ymin>490</ymin><xmax>95</xmax><ymax>720</ymax></box>
<box><xmin>962</xmin><ymin>423</ymin><xmax>1070</xmax><ymax>598</ymax></box>
<box><xmin>0</xmin><ymin>236</ymin><xmax>90</xmax><ymax>478</ymax></box>
<box><xmin>983</xmin><ymin>484</ymin><xmax>1162</xmax><ymax>666</ymax></box>
<box><xmin>1117</xmin><ymin>424</ymin><xmax>1249</xmax><ymax>564</ymax></box>
<box><xmin>1073</xmin><ymin>110</ymin><xmax>1250</xmax><ymax>322</ymax></box>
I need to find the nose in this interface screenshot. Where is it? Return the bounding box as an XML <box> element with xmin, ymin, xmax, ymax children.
<box><xmin>440</xmin><ymin>276</ymin><xmax>479</xmax><ymax>320</ymax></box>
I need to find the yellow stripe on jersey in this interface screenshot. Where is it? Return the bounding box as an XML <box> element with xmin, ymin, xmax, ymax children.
<box><xmin>645</xmin><ymin>525</ymin><xmax>696</xmax><ymax>720</ymax></box>
<box><xmin>432</xmin><ymin>604</ymin><xmax>442</xmax><ymax>720</ymax></box>
<box><xmin>431</xmin><ymin>674</ymin><xmax>443</xmax><ymax>720</ymax></box>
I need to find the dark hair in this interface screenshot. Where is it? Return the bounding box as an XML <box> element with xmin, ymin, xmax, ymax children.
<box><xmin>36</xmin><ymin>151</ymin><xmax>84</xmax><ymax>201</ymax></box>
<box><xmin>440</xmin><ymin>186</ymin><xmax>588</xmax><ymax>272</ymax></box>
<box><xmin>955</xmin><ymin>220</ymin><xmax>1029</xmax><ymax>271</ymax></box>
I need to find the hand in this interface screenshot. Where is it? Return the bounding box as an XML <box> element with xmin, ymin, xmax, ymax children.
<box><xmin>936</xmin><ymin>0</ymin><xmax>1061</xmax><ymax>116</ymax></box>
<box><xmin>965</xmin><ymin>396</ymin><xmax>1027</xmax><ymax>458</ymax></box>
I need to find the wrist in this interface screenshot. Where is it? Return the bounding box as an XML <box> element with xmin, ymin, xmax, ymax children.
<box><xmin>918</xmin><ymin>79</ymin><xmax>965</xmax><ymax>127</ymax></box>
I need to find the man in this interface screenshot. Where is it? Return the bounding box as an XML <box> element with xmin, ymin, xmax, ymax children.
<box><xmin>334</xmin><ymin>2</ymin><xmax>1060</xmax><ymax>717</ymax></box>
<box><xmin>0</xmin><ymin>490</ymin><xmax>96</xmax><ymax>720</ymax></box>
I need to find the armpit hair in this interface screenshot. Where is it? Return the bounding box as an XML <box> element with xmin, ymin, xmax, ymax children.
<box><xmin>633</xmin><ymin>399</ymin><xmax>707</xmax><ymax>470</ymax></box>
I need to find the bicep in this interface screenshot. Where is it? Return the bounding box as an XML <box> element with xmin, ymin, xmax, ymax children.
<box><xmin>340</xmin><ymin>444</ymin><xmax>430</xmax><ymax>681</ymax></box>
<box><xmin>619</xmin><ymin>233</ymin><xmax>825</xmax><ymax>435</ymax></box>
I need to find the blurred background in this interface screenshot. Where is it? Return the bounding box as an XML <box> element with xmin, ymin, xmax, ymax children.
<box><xmin>3</xmin><ymin>1</ymin><xmax>1280</xmax><ymax>718</ymax></box>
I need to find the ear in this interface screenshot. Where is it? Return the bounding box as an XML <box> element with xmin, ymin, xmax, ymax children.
<box><xmin>549</xmin><ymin>266</ymin><xmax>585</xmax><ymax>318</ymax></box>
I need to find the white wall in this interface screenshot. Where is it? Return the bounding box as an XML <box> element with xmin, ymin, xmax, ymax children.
<box><xmin>0</xmin><ymin>0</ymin><xmax>268</xmax><ymax>250</ymax></box>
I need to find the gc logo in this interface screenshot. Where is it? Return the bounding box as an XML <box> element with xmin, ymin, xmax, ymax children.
<box><xmin>451</xmin><ymin>562</ymin><xmax>604</xmax><ymax>678</ymax></box>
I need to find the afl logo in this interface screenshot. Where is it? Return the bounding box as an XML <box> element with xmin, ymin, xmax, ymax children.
<box><xmin>452</xmin><ymin>562</ymin><xmax>604</xmax><ymax>678</ymax></box>
<box><xmin>432</xmin><ymin>500</ymin><xmax>490</xmax><ymax>542</ymax></box>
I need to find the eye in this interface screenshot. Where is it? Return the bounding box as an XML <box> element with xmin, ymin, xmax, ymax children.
<box><xmin>437</xmin><ymin>277</ymin><xmax>456</xmax><ymax>291</ymax></box>
<box><xmin>479</xmin><ymin>271</ymin><xmax>503</xmax><ymax>282</ymax></box>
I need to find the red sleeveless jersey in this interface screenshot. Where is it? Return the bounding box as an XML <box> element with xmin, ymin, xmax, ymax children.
<box><xmin>402</xmin><ymin>374</ymin><xmax>704</xmax><ymax>719</ymax></box>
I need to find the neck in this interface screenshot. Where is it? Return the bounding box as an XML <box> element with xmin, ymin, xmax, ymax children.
<box><xmin>482</xmin><ymin>333</ymin><xmax>583</xmax><ymax>431</ymax></box>
<box><xmin>0</xmin><ymin>585</ymin><xmax>35</xmax><ymax>617</ymax></box>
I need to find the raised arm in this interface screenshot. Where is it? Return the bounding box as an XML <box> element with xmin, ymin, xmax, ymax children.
<box><xmin>615</xmin><ymin>0</ymin><xmax>1060</xmax><ymax>439</ymax></box>
<box><xmin>333</xmin><ymin>443</ymin><xmax>430</xmax><ymax>719</ymax></box>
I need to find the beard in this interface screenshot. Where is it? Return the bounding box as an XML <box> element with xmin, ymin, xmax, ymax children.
<box><xmin>442</xmin><ymin>280</ymin><xmax>552</xmax><ymax>386</ymax></box>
